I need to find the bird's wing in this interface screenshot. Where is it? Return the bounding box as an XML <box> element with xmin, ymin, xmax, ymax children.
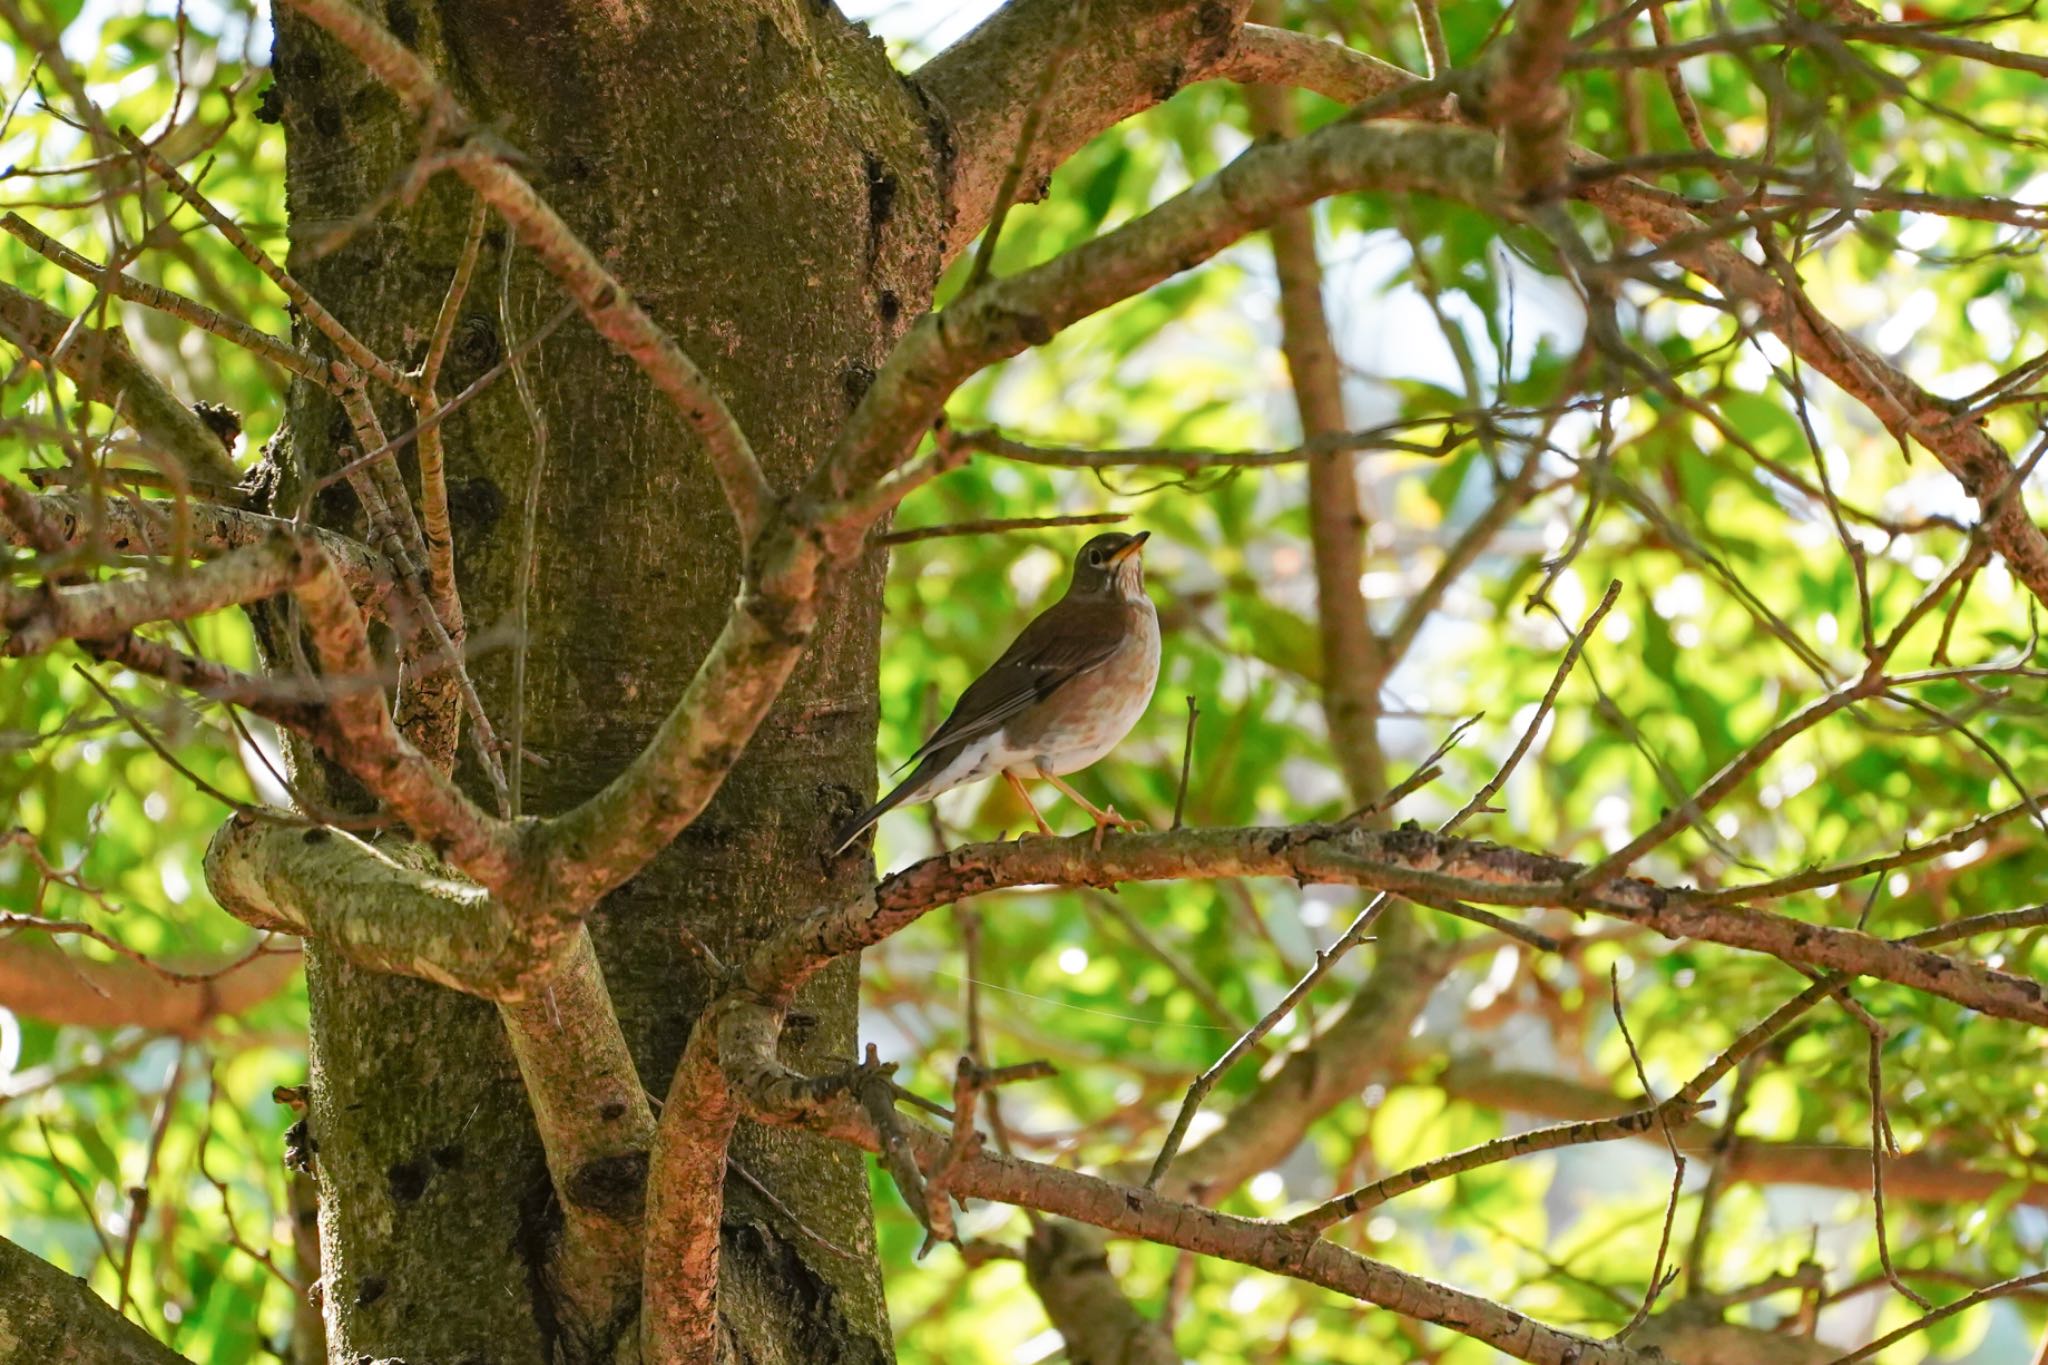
<box><xmin>899</xmin><ymin>597</ymin><xmax>1125</xmax><ymax>769</ymax></box>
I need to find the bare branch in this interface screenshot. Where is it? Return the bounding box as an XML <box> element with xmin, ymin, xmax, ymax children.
<box><xmin>3</xmin><ymin>533</ymin><xmax>321</xmax><ymax>657</ymax></box>
<box><xmin>1243</xmin><ymin>72</ymin><xmax>1387</xmax><ymax>804</ymax></box>
<box><xmin>1204</xmin><ymin>25</ymin><xmax>2048</xmax><ymax>611</ymax></box>
<box><xmin>0</xmin><ymin>932</ymin><xmax>298</xmax><ymax>1033</ymax></box>
<box><xmin>1023</xmin><ymin>1221</ymin><xmax>1178</xmax><ymax>1365</ymax></box>
<box><xmin>642</xmin><ymin>1001</ymin><xmax>739</xmax><ymax>1365</ymax></box>
<box><xmin>956</xmin><ymin>419</ymin><xmax>1471</xmax><ymax>470</ymax></box>
<box><xmin>1438</xmin><ymin>1060</ymin><xmax>2048</xmax><ymax>1210</ymax></box>
<box><xmin>717</xmin><ymin>998</ymin><xmax>1657</xmax><ymax>1365</ymax></box>
<box><xmin>14</xmin><ymin>489</ymin><xmax>390</xmax><ymax>608</ymax></box>
<box><xmin>874</xmin><ymin>512</ymin><xmax>1124</xmax><ymax>545</ymax></box>
<box><xmin>114</xmin><ymin>126</ymin><xmax>421</xmax><ymax>400</ymax></box>
<box><xmin>1829</xmin><ymin>1270</ymin><xmax>2048</xmax><ymax>1365</ymax></box>
<box><xmin>743</xmin><ymin>825</ymin><xmax>2048</xmax><ymax>1027</ymax></box>
<box><xmin>3</xmin><ymin>212</ymin><xmax>334</xmax><ymax>388</ymax></box>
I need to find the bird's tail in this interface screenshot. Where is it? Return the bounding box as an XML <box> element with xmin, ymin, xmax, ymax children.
<box><xmin>830</xmin><ymin>766</ymin><xmax>929</xmax><ymax>855</ymax></box>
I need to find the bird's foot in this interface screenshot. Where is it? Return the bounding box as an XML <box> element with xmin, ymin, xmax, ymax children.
<box><xmin>1090</xmin><ymin>806</ymin><xmax>1146</xmax><ymax>851</ymax></box>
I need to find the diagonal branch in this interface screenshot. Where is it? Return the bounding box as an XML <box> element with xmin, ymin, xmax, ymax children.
<box><xmin>715</xmin><ymin>996</ymin><xmax>1656</xmax><ymax>1365</ymax></box>
<box><xmin>816</xmin><ymin>118</ymin><xmax>1506</xmax><ymax>510</ymax></box>
<box><xmin>1024</xmin><ymin>1221</ymin><xmax>1179</xmax><ymax>1365</ymax></box>
<box><xmin>3</xmin><ymin>213</ymin><xmax>334</xmax><ymax>389</ymax></box>
<box><xmin>1437</xmin><ymin>1059</ymin><xmax>2048</xmax><ymax>1210</ymax></box>
<box><xmin>113</xmin><ymin>126</ymin><xmax>421</xmax><ymax>400</ymax></box>
<box><xmin>286</xmin><ymin>546</ymin><xmax>517</xmax><ymax>884</ymax></box>
<box><xmin>1144</xmin><ymin>934</ymin><xmax>1454</xmax><ymax>1201</ymax></box>
<box><xmin>0</xmin><ymin>1232</ymin><xmax>193</xmax><ymax>1364</ymax></box>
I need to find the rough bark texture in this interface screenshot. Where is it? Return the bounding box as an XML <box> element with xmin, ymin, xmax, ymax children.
<box><xmin>267</xmin><ymin>2</ymin><xmax>944</xmax><ymax>1358</ymax></box>
<box><xmin>0</xmin><ymin>1235</ymin><xmax>189</xmax><ymax>1365</ymax></box>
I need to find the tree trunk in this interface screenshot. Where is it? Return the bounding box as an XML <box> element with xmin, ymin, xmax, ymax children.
<box><xmin>266</xmin><ymin>2</ymin><xmax>944</xmax><ymax>1358</ymax></box>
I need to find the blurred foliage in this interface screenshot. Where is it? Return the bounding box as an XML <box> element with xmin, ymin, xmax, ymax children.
<box><xmin>4</xmin><ymin>0</ymin><xmax>2048</xmax><ymax>1361</ymax></box>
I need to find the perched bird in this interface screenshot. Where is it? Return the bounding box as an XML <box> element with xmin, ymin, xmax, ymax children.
<box><xmin>834</xmin><ymin>530</ymin><xmax>1160</xmax><ymax>853</ymax></box>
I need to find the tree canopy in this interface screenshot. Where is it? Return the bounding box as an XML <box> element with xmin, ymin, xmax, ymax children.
<box><xmin>3</xmin><ymin>0</ymin><xmax>2047</xmax><ymax>1361</ymax></box>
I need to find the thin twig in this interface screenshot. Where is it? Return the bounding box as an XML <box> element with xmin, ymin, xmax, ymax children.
<box><xmin>1827</xmin><ymin>1270</ymin><xmax>2048</xmax><ymax>1365</ymax></box>
<box><xmin>874</xmin><ymin>512</ymin><xmax>1123</xmax><ymax>546</ymax></box>
<box><xmin>411</xmin><ymin>196</ymin><xmax>489</xmax><ymax>658</ymax></box>
<box><xmin>114</xmin><ymin>1047</ymin><xmax>185</xmax><ymax>1314</ymax></box>
<box><xmin>115</xmin><ymin>126</ymin><xmax>420</xmax><ymax>398</ymax></box>
<box><xmin>1446</xmin><ymin>580</ymin><xmax>1620</xmax><ymax>832</ymax></box>
<box><xmin>3</xmin><ymin>212</ymin><xmax>331</xmax><ymax>387</ymax></box>
<box><xmin>1170</xmin><ymin>696</ymin><xmax>1198</xmax><ymax>830</ymax></box>
<box><xmin>1144</xmin><ymin>892</ymin><xmax>1392</xmax><ymax>1188</ymax></box>
<box><xmin>1608</xmin><ymin>967</ymin><xmax>1685</xmax><ymax>1340</ymax></box>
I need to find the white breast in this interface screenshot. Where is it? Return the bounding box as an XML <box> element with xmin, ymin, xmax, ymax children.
<box><xmin>1035</xmin><ymin>598</ymin><xmax>1159</xmax><ymax>777</ymax></box>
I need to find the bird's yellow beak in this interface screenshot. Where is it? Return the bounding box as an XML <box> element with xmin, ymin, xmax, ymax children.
<box><xmin>1108</xmin><ymin>531</ymin><xmax>1150</xmax><ymax>565</ymax></box>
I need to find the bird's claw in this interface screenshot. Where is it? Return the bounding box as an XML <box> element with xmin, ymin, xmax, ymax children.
<box><xmin>1090</xmin><ymin>806</ymin><xmax>1146</xmax><ymax>851</ymax></box>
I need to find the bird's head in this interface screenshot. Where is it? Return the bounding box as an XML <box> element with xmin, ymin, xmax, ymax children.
<box><xmin>1068</xmin><ymin>530</ymin><xmax>1150</xmax><ymax>601</ymax></box>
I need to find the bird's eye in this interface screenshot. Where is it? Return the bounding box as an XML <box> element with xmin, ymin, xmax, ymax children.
<box><xmin>1087</xmin><ymin>550</ymin><xmax>1104</xmax><ymax>567</ymax></box>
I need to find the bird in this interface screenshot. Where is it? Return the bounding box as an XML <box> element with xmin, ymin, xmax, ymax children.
<box><xmin>833</xmin><ymin>530</ymin><xmax>1160</xmax><ymax>854</ymax></box>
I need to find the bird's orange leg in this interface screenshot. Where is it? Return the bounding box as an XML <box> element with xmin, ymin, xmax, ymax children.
<box><xmin>1003</xmin><ymin>770</ymin><xmax>1058</xmax><ymax>839</ymax></box>
<box><xmin>1039</xmin><ymin>772</ymin><xmax>1145</xmax><ymax>850</ymax></box>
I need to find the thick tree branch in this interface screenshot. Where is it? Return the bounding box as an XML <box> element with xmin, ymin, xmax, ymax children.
<box><xmin>13</xmin><ymin>489</ymin><xmax>389</xmax><ymax>608</ymax></box>
<box><xmin>643</xmin><ymin>999</ymin><xmax>742</xmax><ymax>1365</ymax></box>
<box><xmin>3</xmin><ymin>534</ymin><xmax>321</xmax><ymax>657</ymax></box>
<box><xmin>744</xmin><ymin>826</ymin><xmax>2048</xmax><ymax>1026</ymax></box>
<box><xmin>1024</xmin><ymin>1221</ymin><xmax>1179</xmax><ymax>1365</ymax></box>
<box><xmin>0</xmin><ymin>935</ymin><xmax>298</xmax><ymax>1034</ymax></box>
<box><xmin>1438</xmin><ymin>1060</ymin><xmax>2048</xmax><ymax>1211</ymax></box>
<box><xmin>0</xmin><ymin>1232</ymin><xmax>192</xmax><ymax>1364</ymax></box>
<box><xmin>285</xmin><ymin>549</ymin><xmax>518</xmax><ymax>886</ymax></box>
<box><xmin>1484</xmin><ymin>0</ymin><xmax>1578</xmax><ymax>199</ymax></box>
<box><xmin>0</xmin><ymin>279</ymin><xmax>241</xmax><ymax>488</ymax></box>
<box><xmin>818</xmin><ymin>119</ymin><xmax>1505</xmax><ymax>508</ymax></box>
<box><xmin>203</xmin><ymin>817</ymin><xmax>542</xmax><ymax>997</ymax></box>
<box><xmin>498</xmin><ymin>930</ymin><xmax>658</xmax><ymax>1351</ymax></box>
<box><xmin>1242</xmin><ymin>69</ymin><xmax>1386</xmax><ymax>804</ymax></box>
<box><xmin>917</xmin><ymin>0</ymin><xmax>1255</xmax><ymax>263</ymax></box>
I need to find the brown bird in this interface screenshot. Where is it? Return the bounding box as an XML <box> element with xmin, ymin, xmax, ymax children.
<box><xmin>833</xmin><ymin>531</ymin><xmax>1160</xmax><ymax>853</ymax></box>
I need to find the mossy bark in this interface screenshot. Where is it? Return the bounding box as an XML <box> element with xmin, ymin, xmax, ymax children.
<box><xmin>265</xmin><ymin>2</ymin><xmax>944</xmax><ymax>1358</ymax></box>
